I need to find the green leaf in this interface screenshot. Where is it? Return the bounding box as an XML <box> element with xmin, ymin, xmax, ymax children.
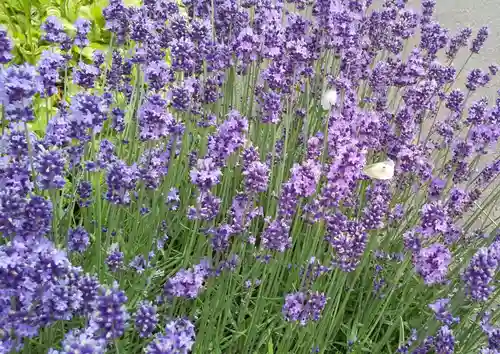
<box><xmin>267</xmin><ymin>337</ymin><xmax>274</xmax><ymax>354</ymax></box>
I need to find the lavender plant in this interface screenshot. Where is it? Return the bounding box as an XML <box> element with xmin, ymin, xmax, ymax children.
<box><xmin>1</xmin><ymin>1</ymin><xmax>500</xmax><ymax>353</ymax></box>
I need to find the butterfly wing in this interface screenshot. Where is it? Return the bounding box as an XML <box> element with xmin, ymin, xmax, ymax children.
<box><xmin>363</xmin><ymin>160</ymin><xmax>395</xmax><ymax>180</ymax></box>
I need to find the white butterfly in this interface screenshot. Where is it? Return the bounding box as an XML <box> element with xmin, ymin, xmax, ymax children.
<box><xmin>321</xmin><ymin>89</ymin><xmax>338</xmax><ymax>110</ymax></box>
<box><xmin>363</xmin><ymin>159</ymin><xmax>395</xmax><ymax>180</ymax></box>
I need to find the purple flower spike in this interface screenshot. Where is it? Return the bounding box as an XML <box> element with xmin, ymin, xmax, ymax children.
<box><xmin>68</xmin><ymin>226</ymin><xmax>90</xmax><ymax>253</ymax></box>
<box><xmin>135</xmin><ymin>301</ymin><xmax>158</xmax><ymax>338</ymax></box>
<box><xmin>463</xmin><ymin>242</ymin><xmax>500</xmax><ymax>301</ymax></box>
<box><xmin>41</xmin><ymin>16</ymin><xmax>69</xmax><ymax>44</ymax></box>
<box><xmin>471</xmin><ymin>26</ymin><xmax>489</xmax><ymax>53</ymax></box>
<box><xmin>106</xmin><ymin>243</ymin><xmax>124</xmax><ymax>272</ymax></box>
<box><xmin>0</xmin><ymin>26</ymin><xmax>13</xmax><ymax>63</ymax></box>
<box><xmin>145</xmin><ymin>318</ymin><xmax>196</xmax><ymax>354</ymax></box>
<box><xmin>282</xmin><ymin>291</ymin><xmax>327</xmax><ymax>325</ymax></box>
<box><xmin>74</xmin><ymin>18</ymin><xmax>91</xmax><ymax>48</ymax></box>
<box><xmin>50</xmin><ymin>328</ymin><xmax>106</xmax><ymax>354</ymax></box>
<box><xmin>429</xmin><ymin>298</ymin><xmax>460</xmax><ymax>325</ymax></box>
<box><xmin>89</xmin><ymin>282</ymin><xmax>129</xmax><ymax>340</ymax></box>
<box><xmin>414</xmin><ymin>243</ymin><xmax>451</xmax><ymax>285</ymax></box>
<box><xmin>434</xmin><ymin>325</ymin><xmax>455</xmax><ymax>354</ymax></box>
<box><xmin>164</xmin><ymin>260</ymin><xmax>210</xmax><ymax>299</ymax></box>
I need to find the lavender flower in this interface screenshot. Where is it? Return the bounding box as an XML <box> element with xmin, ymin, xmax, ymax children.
<box><xmin>103</xmin><ymin>0</ymin><xmax>130</xmax><ymax>44</ymax></box>
<box><xmin>429</xmin><ymin>298</ymin><xmax>459</xmax><ymax>325</ymax></box>
<box><xmin>138</xmin><ymin>95</ymin><xmax>174</xmax><ymax>141</ymax></box>
<box><xmin>362</xmin><ymin>182</ymin><xmax>391</xmax><ymax>230</ymax></box>
<box><xmin>35</xmin><ymin>149</ymin><xmax>66</xmax><ymax>190</ymax></box>
<box><xmin>282</xmin><ymin>291</ymin><xmax>327</xmax><ymax>325</ymax></box>
<box><xmin>69</xmin><ymin>93</ymin><xmax>109</xmax><ymax>139</ymax></box>
<box><xmin>434</xmin><ymin>325</ymin><xmax>455</xmax><ymax>354</ymax></box>
<box><xmin>135</xmin><ymin>301</ymin><xmax>158</xmax><ymax>338</ymax></box>
<box><xmin>466</xmin><ymin>69</ymin><xmax>490</xmax><ymax>91</ymax></box>
<box><xmin>414</xmin><ymin>243</ymin><xmax>451</xmax><ymax>285</ymax></box>
<box><xmin>0</xmin><ymin>237</ymin><xmax>83</xmax><ymax>345</ymax></box>
<box><xmin>106</xmin><ymin>243</ymin><xmax>124</xmax><ymax>272</ymax></box>
<box><xmin>207</xmin><ymin>110</ymin><xmax>248</xmax><ymax>164</ymax></box>
<box><xmin>78</xmin><ymin>274</ymin><xmax>100</xmax><ymax>315</ymax></box>
<box><xmin>261</xmin><ymin>219</ymin><xmax>292</xmax><ymax>252</ymax></box>
<box><xmin>0</xmin><ymin>26</ymin><xmax>13</xmax><ymax>63</ymax></box>
<box><xmin>41</xmin><ymin>16</ymin><xmax>69</xmax><ymax>44</ymax></box>
<box><xmin>327</xmin><ymin>217</ymin><xmax>367</xmax><ymax>272</ymax></box>
<box><xmin>463</xmin><ymin>242</ymin><xmax>500</xmax><ymax>301</ymax></box>
<box><xmin>105</xmin><ymin>160</ymin><xmax>138</xmax><ymax>205</ymax></box>
<box><xmin>446</xmin><ymin>27</ymin><xmax>472</xmax><ymax>59</ymax></box>
<box><xmin>73</xmin><ymin>62</ymin><xmax>100</xmax><ymax>88</ymax></box>
<box><xmin>50</xmin><ymin>328</ymin><xmax>106</xmax><ymax>354</ymax></box>
<box><xmin>129</xmin><ymin>254</ymin><xmax>148</xmax><ymax>274</ymax></box>
<box><xmin>74</xmin><ymin>18</ymin><xmax>91</xmax><ymax>48</ymax></box>
<box><xmin>420</xmin><ymin>202</ymin><xmax>450</xmax><ymax>237</ymax></box>
<box><xmin>67</xmin><ymin>226</ymin><xmax>90</xmax><ymax>253</ymax></box>
<box><xmin>0</xmin><ymin>64</ymin><xmax>39</xmax><ymax>122</ymax></box>
<box><xmin>164</xmin><ymin>260</ymin><xmax>210</xmax><ymax>299</ymax></box>
<box><xmin>190</xmin><ymin>158</ymin><xmax>222</xmax><ymax>190</ymax></box>
<box><xmin>471</xmin><ymin>26</ymin><xmax>489</xmax><ymax>53</ymax></box>
<box><xmin>89</xmin><ymin>282</ymin><xmax>129</xmax><ymax>340</ymax></box>
<box><xmin>145</xmin><ymin>318</ymin><xmax>196</xmax><ymax>354</ymax></box>
<box><xmin>37</xmin><ymin>51</ymin><xmax>65</xmax><ymax>97</ymax></box>
<box><xmin>188</xmin><ymin>191</ymin><xmax>221</xmax><ymax>221</ymax></box>
<box><xmin>145</xmin><ymin>61</ymin><xmax>173</xmax><ymax>91</ymax></box>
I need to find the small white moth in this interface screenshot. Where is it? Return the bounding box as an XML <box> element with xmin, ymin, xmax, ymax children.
<box><xmin>321</xmin><ymin>89</ymin><xmax>338</xmax><ymax>110</ymax></box>
<box><xmin>363</xmin><ymin>159</ymin><xmax>395</xmax><ymax>180</ymax></box>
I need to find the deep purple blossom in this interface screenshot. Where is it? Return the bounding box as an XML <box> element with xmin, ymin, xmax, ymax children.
<box><xmin>242</xmin><ymin>146</ymin><xmax>269</xmax><ymax>193</ymax></box>
<box><xmin>74</xmin><ymin>18</ymin><xmax>91</xmax><ymax>48</ymax></box>
<box><xmin>327</xmin><ymin>218</ymin><xmax>367</xmax><ymax>272</ymax></box>
<box><xmin>0</xmin><ymin>237</ymin><xmax>83</xmax><ymax>346</ymax></box>
<box><xmin>111</xmin><ymin>108</ymin><xmax>125</xmax><ymax>133</ymax></box>
<box><xmin>37</xmin><ymin>51</ymin><xmax>65</xmax><ymax>97</ymax></box>
<box><xmin>420</xmin><ymin>202</ymin><xmax>450</xmax><ymax>236</ymax></box>
<box><xmin>145</xmin><ymin>61</ymin><xmax>174</xmax><ymax>91</ymax></box>
<box><xmin>282</xmin><ymin>291</ymin><xmax>327</xmax><ymax>325</ymax></box>
<box><xmin>164</xmin><ymin>260</ymin><xmax>210</xmax><ymax>299</ymax></box>
<box><xmin>69</xmin><ymin>93</ymin><xmax>109</xmax><ymax>139</ymax></box>
<box><xmin>362</xmin><ymin>182</ymin><xmax>391</xmax><ymax>230</ymax></box>
<box><xmin>466</xmin><ymin>69</ymin><xmax>490</xmax><ymax>91</ymax></box>
<box><xmin>105</xmin><ymin>160</ymin><xmax>138</xmax><ymax>205</ymax></box>
<box><xmin>414</xmin><ymin>243</ymin><xmax>451</xmax><ymax>285</ymax></box>
<box><xmin>471</xmin><ymin>26</ymin><xmax>489</xmax><ymax>53</ymax></box>
<box><xmin>190</xmin><ymin>158</ymin><xmax>222</xmax><ymax>190</ymax></box>
<box><xmin>35</xmin><ymin>149</ymin><xmax>66</xmax><ymax>190</ymax></box>
<box><xmin>0</xmin><ymin>64</ymin><xmax>39</xmax><ymax>122</ymax></box>
<box><xmin>103</xmin><ymin>0</ymin><xmax>130</xmax><ymax>43</ymax></box>
<box><xmin>446</xmin><ymin>27</ymin><xmax>472</xmax><ymax>59</ymax></box>
<box><xmin>207</xmin><ymin>110</ymin><xmax>248</xmax><ymax>164</ymax></box>
<box><xmin>434</xmin><ymin>326</ymin><xmax>455</xmax><ymax>354</ymax></box>
<box><xmin>429</xmin><ymin>298</ymin><xmax>459</xmax><ymax>325</ymax></box>
<box><xmin>106</xmin><ymin>243</ymin><xmax>124</xmax><ymax>272</ymax></box>
<box><xmin>78</xmin><ymin>273</ymin><xmax>100</xmax><ymax>315</ymax></box>
<box><xmin>67</xmin><ymin>226</ymin><xmax>90</xmax><ymax>253</ymax></box>
<box><xmin>138</xmin><ymin>95</ymin><xmax>174</xmax><ymax>141</ymax></box>
<box><xmin>188</xmin><ymin>191</ymin><xmax>221</xmax><ymax>221</ymax></box>
<box><xmin>89</xmin><ymin>282</ymin><xmax>129</xmax><ymax>340</ymax></box>
<box><xmin>41</xmin><ymin>16</ymin><xmax>69</xmax><ymax>44</ymax></box>
<box><xmin>145</xmin><ymin>318</ymin><xmax>196</xmax><ymax>354</ymax></box>
<box><xmin>135</xmin><ymin>301</ymin><xmax>158</xmax><ymax>338</ymax></box>
<box><xmin>261</xmin><ymin>219</ymin><xmax>292</xmax><ymax>252</ymax></box>
<box><xmin>50</xmin><ymin>328</ymin><xmax>106</xmax><ymax>354</ymax></box>
<box><xmin>289</xmin><ymin>159</ymin><xmax>322</xmax><ymax>198</ymax></box>
<box><xmin>463</xmin><ymin>242</ymin><xmax>500</xmax><ymax>301</ymax></box>
<box><xmin>73</xmin><ymin>62</ymin><xmax>99</xmax><ymax>88</ymax></box>
<box><xmin>0</xmin><ymin>26</ymin><xmax>13</xmax><ymax>63</ymax></box>
<box><xmin>260</xmin><ymin>90</ymin><xmax>282</xmax><ymax>124</ymax></box>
